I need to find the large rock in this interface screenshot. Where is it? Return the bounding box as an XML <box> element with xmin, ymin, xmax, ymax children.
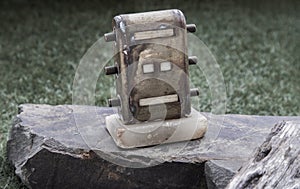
<box><xmin>7</xmin><ymin>104</ymin><xmax>300</xmax><ymax>189</ymax></box>
<box><xmin>227</xmin><ymin>121</ymin><xmax>300</xmax><ymax>189</ymax></box>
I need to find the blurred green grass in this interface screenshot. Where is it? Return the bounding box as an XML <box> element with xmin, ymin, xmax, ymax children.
<box><xmin>0</xmin><ymin>0</ymin><xmax>299</xmax><ymax>188</ymax></box>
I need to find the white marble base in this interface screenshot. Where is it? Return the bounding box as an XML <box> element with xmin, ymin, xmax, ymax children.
<box><xmin>105</xmin><ymin>108</ymin><xmax>207</xmax><ymax>149</ymax></box>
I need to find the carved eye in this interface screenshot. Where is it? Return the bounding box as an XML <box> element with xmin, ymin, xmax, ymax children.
<box><xmin>143</xmin><ymin>64</ymin><xmax>154</xmax><ymax>74</ymax></box>
<box><xmin>160</xmin><ymin>62</ymin><xmax>172</xmax><ymax>72</ymax></box>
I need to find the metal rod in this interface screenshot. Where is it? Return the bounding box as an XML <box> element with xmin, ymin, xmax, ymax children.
<box><xmin>190</xmin><ymin>88</ymin><xmax>199</xmax><ymax>97</ymax></box>
<box><xmin>186</xmin><ymin>24</ymin><xmax>196</xmax><ymax>33</ymax></box>
<box><xmin>104</xmin><ymin>32</ymin><xmax>116</xmax><ymax>42</ymax></box>
<box><xmin>188</xmin><ymin>56</ymin><xmax>198</xmax><ymax>65</ymax></box>
<box><xmin>108</xmin><ymin>98</ymin><xmax>121</xmax><ymax>107</ymax></box>
<box><xmin>104</xmin><ymin>66</ymin><xmax>118</xmax><ymax>75</ymax></box>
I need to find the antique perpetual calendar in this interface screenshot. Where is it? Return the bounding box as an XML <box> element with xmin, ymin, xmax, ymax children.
<box><xmin>104</xmin><ymin>9</ymin><xmax>207</xmax><ymax>148</ymax></box>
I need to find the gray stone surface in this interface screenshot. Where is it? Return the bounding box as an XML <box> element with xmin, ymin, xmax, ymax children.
<box><xmin>7</xmin><ymin>104</ymin><xmax>300</xmax><ymax>189</ymax></box>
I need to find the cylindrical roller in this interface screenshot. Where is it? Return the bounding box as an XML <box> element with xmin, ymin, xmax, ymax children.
<box><xmin>108</xmin><ymin>98</ymin><xmax>121</xmax><ymax>107</ymax></box>
<box><xmin>190</xmin><ymin>88</ymin><xmax>199</xmax><ymax>97</ymax></box>
<box><xmin>188</xmin><ymin>56</ymin><xmax>198</xmax><ymax>65</ymax></box>
<box><xmin>186</xmin><ymin>24</ymin><xmax>196</xmax><ymax>33</ymax></box>
<box><xmin>105</xmin><ymin>66</ymin><xmax>118</xmax><ymax>75</ymax></box>
<box><xmin>104</xmin><ymin>32</ymin><xmax>116</xmax><ymax>42</ymax></box>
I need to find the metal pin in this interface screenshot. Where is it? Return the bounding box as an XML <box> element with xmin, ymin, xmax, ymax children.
<box><xmin>190</xmin><ymin>88</ymin><xmax>199</xmax><ymax>97</ymax></box>
<box><xmin>104</xmin><ymin>66</ymin><xmax>118</xmax><ymax>75</ymax></box>
<box><xmin>188</xmin><ymin>56</ymin><xmax>198</xmax><ymax>65</ymax></box>
<box><xmin>108</xmin><ymin>98</ymin><xmax>121</xmax><ymax>107</ymax></box>
<box><xmin>186</xmin><ymin>24</ymin><xmax>197</xmax><ymax>33</ymax></box>
<box><xmin>104</xmin><ymin>32</ymin><xmax>116</xmax><ymax>42</ymax></box>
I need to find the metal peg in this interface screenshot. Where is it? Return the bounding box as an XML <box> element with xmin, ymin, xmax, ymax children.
<box><xmin>188</xmin><ymin>56</ymin><xmax>198</xmax><ymax>65</ymax></box>
<box><xmin>104</xmin><ymin>32</ymin><xmax>116</xmax><ymax>42</ymax></box>
<box><xmin>190</xmin><ymin>88</ymin><xmax>199</xmax><ymax>97</ymax></box>
<box><xmin>104</xmin><ymin>66</ymin><xmax>118</xmax><ymax>75</ymax></box>
<box><xmin>186</xmin><ymin>24</ymin><xmax>196</xmax><ymax>33</ymax></box>
<box><xmin>108</xmin><ymin>98</ymin><xmax>121</xmax><ymax>107</ymax></box>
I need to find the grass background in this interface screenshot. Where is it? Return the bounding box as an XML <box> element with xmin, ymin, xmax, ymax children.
<box><xmin>0</xmin><ymin>0</ymin><xmax>299</xmax><ymax>188</ymax></box>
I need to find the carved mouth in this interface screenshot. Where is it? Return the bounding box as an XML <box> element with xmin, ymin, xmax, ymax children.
<box><xmin>129</xmin><ymin>78</ymin><xmax>181</xmax><ymax>122</ymax></box>
<box><xmin>139</xmin><ymin>94</ymin><xmax>179</xmax><ymax>106</ymax></box>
